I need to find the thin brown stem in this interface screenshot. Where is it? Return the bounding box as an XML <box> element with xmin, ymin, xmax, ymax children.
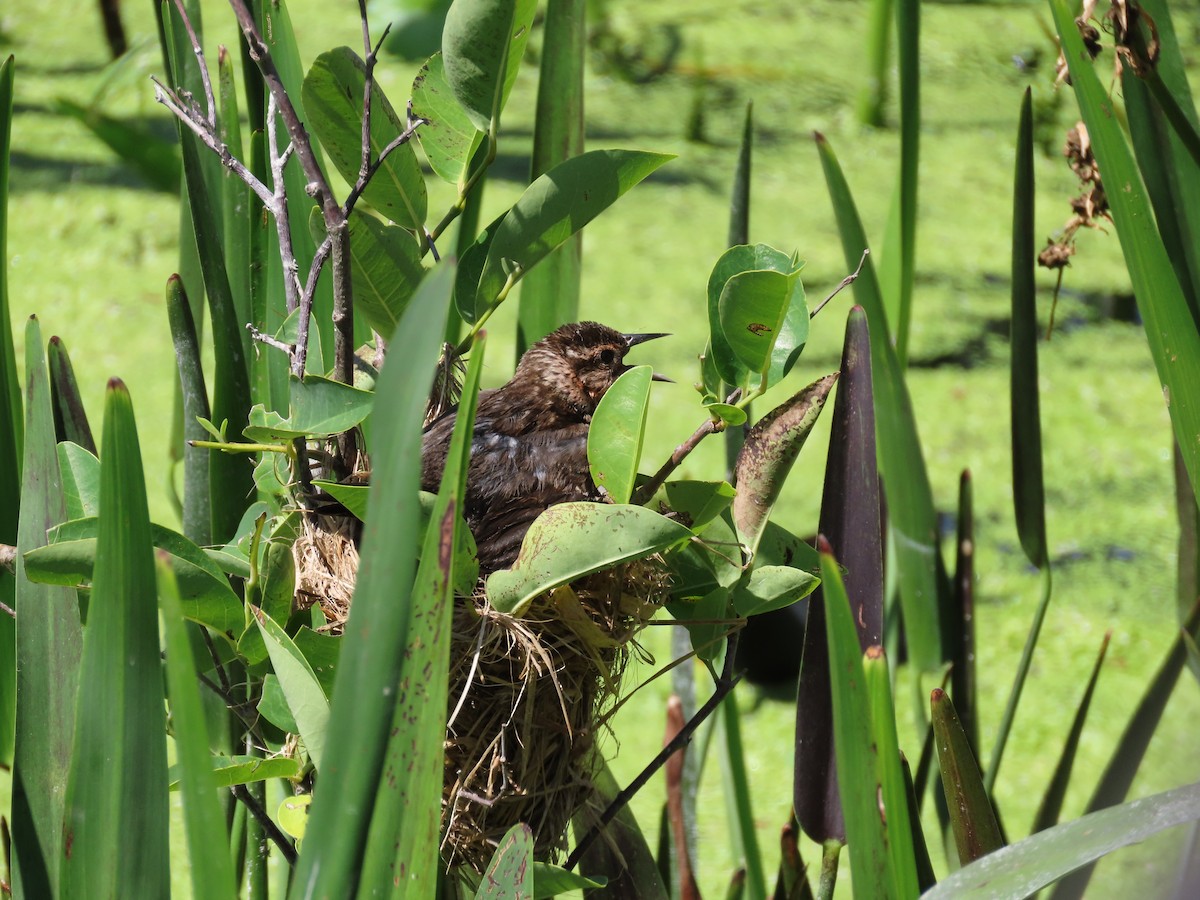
<box><xmin>810</xmin><ymin>248</ymin><xmax>869</xmax><ymax>319</ymax></box>
<box><xmin>170</xmin><ymin>0</ymin><xmax>217</xmax><ymax>131</ymax></box>
<box><xmin>632</xmin><ymin>389</ymin><xmax>742</xmax><ymax>505</ymax></box>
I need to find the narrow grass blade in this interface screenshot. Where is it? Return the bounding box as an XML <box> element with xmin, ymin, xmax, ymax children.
<box><xmin>795</xmin><ymin>308</ymin><xmax>880</xmax><ymax>843</ymax></box>
<box><xmin>288</xmin><ymin>265</ymin><xmax>454</xmax><ymax>898</ymax></box>
<box><xmin>856</xmin><ymin>0</ymin><xmax>892</xmax><ymax>127</ymax></box>
<box><xmin>1032</xmin><ymin>631</ymin><xmax>1111</xmax><ymax>834</ymax></box>
<box><xmin>166</xmin><ymin>275</ymin><xmax>213</xmax><ymax>545</ymax></box>
<box><xmin>926</xmin><ymin>780</ymin><xmax>1200</xmax><ymax>899</ymax></box>
<box><xmin>820</xmin><ymin>543</ymin><xmax>891</xmax><ymax>898</ymax></box>
<box><xmin>0</xmin><ymin>54</ymin><xmax>20</xmax><ymax>771</ymax></box>
<box><xmin>890</xmin><ymin>0</ymin><xmax>920</xmax><ymax>362</ymax></box>
<box><xmin>46</xmin><ymin>337</ymin><xmax>96</xmax><ymax>454</ymax></box>
<box><xmin>11</xmin><ymin>316</ymin><xmax>83</xmax><ymax>898</ymax></box>
<box><xmin>1051</xmin><ymin>0</ymin><xmax>1200</xmax><ymax>504</ymax></box>
<box><xmin>517</xmin><ymin>0</ymin><xmax>585</xmax><ymax>353</ymax></box>
<box><xmin>932</xmin><ymin>688</ymin><xmax>1003</xmax><ymax>865</ymax></box>
<box><xmin>1049</xmin><ymin>602</ymin><xmax>1200</xmax><ymax>899</ymax></box>
<box><xmin>358</xmin><ymin>325</ymin><xmax>484</xmax><ymax>893</ymax></box>
<box><xmin>59</xmin><ymin>380</ymin><xmax>169</xmax><ymax>898</ymax></box>
<box><xmin>218</xmin><ymin>44</ymin><xmax>253</xmax><ymax>366</ymax></box>
<box><xmin>718</xmin><ymin>695</ymin><xmax>767</xmax><ymax>899</ymax></box>
<box><xmin>814</xmin><ymin>132</ymin><xmax>943</xmax><ymax>670</ymax></box>
<box><xmin>728</xmin><ymin>101</ymin><xmax>752</xmax><ymax>247</ymax></box>
<box><xmin>1010</xmin><ymin>88</ymin><xmax>1048</xmax><ymax>569</ymax></box>
<box><xmin>157</xmin><ymin>555</ymin><xmax>239</xmax><ymax>900</ymax></box>
<box><xmin>865</xmin><ymin>648</ymin><xmax>920</xmax><ymax>899</ymax></box>
<box><xmin>987</xmin><ymin>88</ymin><xmax>1054</xmax><ymax>793</ymax></box>
<box><xmin>948</xmin><ymin>470</ymin><xmax>977</xmax><ymax>755</ymax></box>
<box><xmin>164</xmin><ymin>2</ymin><xmax>254</xmax><ymax>542</ymax></box>
<box><xmin>899</xmin><ymin>754</ymin><xmax>936</xmax><ymax>892</ymax></box>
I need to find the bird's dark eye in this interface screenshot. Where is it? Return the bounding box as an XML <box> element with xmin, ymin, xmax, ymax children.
<box><xmin>600</xmin><ymin>348</ymin><xmax>617</xmax><ymax>366</ymax></box>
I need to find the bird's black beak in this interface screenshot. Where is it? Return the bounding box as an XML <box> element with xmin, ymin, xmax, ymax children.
<box><xmin>623</xmin><ymin>332</ymin><xmax>670</xmax><ymax>348</ymax></box>
<box><xmin>623</xmin><ymin>332</ymin><xmax>673</xmax><ymax>382</ymax></box>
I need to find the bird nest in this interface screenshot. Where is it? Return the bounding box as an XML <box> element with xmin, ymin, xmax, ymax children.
<box><xmin>291</xmin><ymin>505</ymin><xmax>671</xmax><ymax>873</ymax></box>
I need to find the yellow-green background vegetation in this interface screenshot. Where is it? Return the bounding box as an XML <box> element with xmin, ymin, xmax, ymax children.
<box><xmin>3</xmin><ymin>0</ymin><xmax>1199</xmax><ymax>895</ymax></box>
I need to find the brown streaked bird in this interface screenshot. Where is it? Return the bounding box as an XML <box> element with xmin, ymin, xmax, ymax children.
<box><xmin>421</xmin><ymin>321</ymin><xmax>668</xmax><ymax>574</ymax></box>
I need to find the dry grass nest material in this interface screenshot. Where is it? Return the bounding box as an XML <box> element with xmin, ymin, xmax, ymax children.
<box><xmin>292</xmin><ymin>506</ymin><xmax>673</xmax><ymax>873</ymax></box>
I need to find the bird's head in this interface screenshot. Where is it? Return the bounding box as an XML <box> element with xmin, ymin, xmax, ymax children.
<box><xmin>514</xmin><ymin>321</ymin><xmax>669</xmax><ymax>416</ymax></box>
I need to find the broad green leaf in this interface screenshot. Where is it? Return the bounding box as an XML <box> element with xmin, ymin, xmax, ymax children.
<box><xmin>358</xmin><ymin>331</ymin><xmax>483</xmax><ymax>892</ymax></box>
<box><xmin>932</xmin><ymin>687</ymin><xmax>1004</xmax><ymax>864</ymax></box>
<box><xmin>732</xmin><ymin>372</ymin><xmax>837</xmax><ymax>558</ymax></box>
<box><xmin>244</xmin><ymin>375</ymin><xmax>375</xmax><ymax>442</ymax></box>
<box><xmin>11</xmin><ymin>316</ymin><xmax>82</xmax><ymax>898</ymax></box>
<box><xmin>730</xmin><ymin>564</ymin><xmax>818</xmax><ymax>617</ymax></box>
<box><xmin>663</xmin><ymin>480</ymin><xmax>736</xmax><ymax>533</ymax></box>
<box><xmin>475</xmin><ymin>150</ymin><xmax>674</xmax><ymax>313</ymax></box>
<box><xmin>486</xmin><ymin>503</ymin><xmax>692</xmax><ymax>616</ymax></box>
<box><xmin>313</xmin><ymin>479</ymin><xmax>370</xmax><ymax>520</ymax></box>
<box><xmin>27</xmin><ymin>518</ymin><xmax>242</xmax><ymax>639</ymax></box>
<box><xmin>442</xmin><ymin>0</ymin><xmax>537</xmax><ymax>132</ymax></box>
<box><xmin>455</xmin><ymin>210</ymin><xmax>506</xmax><ymax>323</ymax></box>
<box><xmin>57</xmin><ymin>441</ymin><xmax>99</xmax><ymax>520</ymax></box>
<box><xmin>60</xmin><ymin>380</ymin><xmax>169</xmax><ymax>898</ymax></box>
<box><xmin>821</xmin><ymin>550</ymin><xmax>890</xmax><ymax>897</ymax></box>
<box><xmin>717</xmin><ymin>267</ymin><xmax>808</xmax><ymax>389</ymax></box>
<box><xmin>706</xmin><ymin>243</ymin><xmax>796</xmax><ymax>387</ymax></box>
<box><xmin>279</xmin><ymin>794</ymin><xmax>312</xmax><ymax>842</ymax></box>
<box><xmin>588</xmin><ymin>366</ymin><xmax>652</xmax><ymax>505</ymax></box>
<box><xmin>411</xmin><ymin>51</ymin><xmax>485</xmax><ymax>185</ymax></box>
<box><xmin>157</xmin><ymin>557</ymin><xmax>238</xmax><ymax>900</ymax></box>
<box><xmin>168</xmin><ymin>754</ymin><xmax>301</xmax><ymax>791</ymax></box>
<box><xmin>478</xmin><ymin>824</ymin><xmax>534</xmax><ymax>899</ymax></box>
<box><xmin>289</xmin><ymin>264</ymin><xmax>454</xmax><ymax>897</ymax></box>
<box><xmin>303</xmin><ymin>47</ymin><xmax>427</xmax><ymax>230</ymax></box>
<box><xmin>756</xmin><ymin>521</ymin><xmax>821</xmax><ymax>574</ymax></box>
<box><xmin>259</xmin><ymin>674</ymin><xmax>298</xmax><ymax>732</ymax></box>
<box><xmin>924</xmin><ymin>780</ymin><xmax>1200</xmax><ymax>899</ymax></box>
<box><xmin>1052</xmin><ymin>0</ymin><xmax>1200</xmax><ymax>509</ymax></box>
<box><xmin>704</xmin><ymin>402</ymin><xmax>747</xmax><ymax>427</ymax></box>
<box><xmin>254</xmin><ymin>608</ymin><xmax>330</xmax><ymax>769</ymax></box>
<box><xmin>667</xmin><ymin>583</ymin><xmax>732</xmax><ymax>663</ymax></box>
<box><xmin>347</xmin><ymin>209</ymin><xmax>426</xmax><ymax>338</ymax></box>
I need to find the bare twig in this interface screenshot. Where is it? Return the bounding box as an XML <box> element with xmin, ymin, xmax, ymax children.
<box><xmin>565</xmin><ymin>632</ymin><xmax>744</xmax><ymax>870</ymax></box>
<box><xmin>0</xmin><ymin>600</ymin><xmax>14</xmax><ymax>620</ymax></box>
<box><xmin>632</xmin><ymin>388</ymin><xmax>742</xmax><ymax>505</ymax></box>
<box><xmin>810</xmin><ymin>248</ymin><xmax>870</xmax><ymax>319</ymax></box>
<box><xmin>247</xmin><ymin>323</ymin><xmax>294</xmax><ymax>355</ymax></box>
<box><xmin>231</xmin><ymin>783</ymin><xmax>299</xmax><ymax>866</ymax></box>
<box><xmin>171</xmin><ymin>0</ymin><xmax>217</xmax><ymax>131</ymax></box>
<box><xmin>0</xmin><ymin>542</ymin><xmax>15</xmax><ymax>576</ymax></box>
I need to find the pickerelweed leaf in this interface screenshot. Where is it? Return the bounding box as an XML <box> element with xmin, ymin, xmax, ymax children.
<box><xmin>588</xmin><ymin>366</ymin><xmax>653</xmax><ymax>505</ymax></box>
<box><xmin>442</xmin><ymin>0</ymin><xmax>538</xmax><ymax>132</ymax></box>
<box><xmin>303</xmin><ymin>46</ymin><xmax>427</xmax><ymax>230</ymax></box>
<box><xmin>486</xmin><ymin>503</ymin><xmax>692</xmax><ymax>616</ymax></box>
<box><xmin>411</xmin><ymin>51</ymin><xmax>485</xmax><ymax>185</ymax></box>
<box><xmin>346</xmin><ymin>209</ymin><xmax>426</xmax><ymax>339</ymax></box>
<box><xmin>168</xmin><ymin>754</ymin><xmax>302</xmax><ymax>792</ymax></box>
<box><xmin>474</xmin><ymin>150</ymin><xmax>674</xmax><ymax>313</ymax></box>
<box><xmin>663</xmin><ymin>480</ymin><xmax>736</xmax><ymax>533</ymax></box>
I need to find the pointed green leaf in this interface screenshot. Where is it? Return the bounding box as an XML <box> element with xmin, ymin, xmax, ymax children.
<box><xmin>731</xmin><ymin>565</ymin><xmax>818</xmax><ymax>617</ymax></box>
<box><xmin>46</xmin><ymin>336</ymin><xmax>96</xmax><ymax>454</ymax></box>
<box><xmin>60</xmin><ymin>380</ymin><xmax>168</xmax><ymax>898</ymax></box>
<box><xmin>11</xmin><ymin>316</ymin><xmax>82</xmax><ymax>898</ymax></box>
<box><xmin>254</xmin><ymin>607</ymin><xmax>330</xmax><ymax>769</ymax></box>
<box><xmin>588</xmin><ymin>366</ymin><xmax>652</xmax><ymax>505</ymax></box>
<box><xmin>168</xmin><ymin>754</ymin><xmax>302</xmax><ymax>791</ymax></box>
<box><xmin>347</xmin><ymin>209</ymin><xmax>426</xmax><ymax>338</ymax></box>
<box><xmin>932</xmin><ymin>687</ymin><xmax>1004</xmax><ymax>864</ymax></box>
<box><xmin>475</xmin><ymin>150</ymin><xmax>674</xmax><ymax>313</ymax></box>
<box><xmin>57</xmin><ymin>442</ymin><xmax>99</xmax><ymax>520</ymax></box>
<box><xmin>478</xmin><ymin>824</ymin><xmax>534</xmax><ymax>899</ymax></box>
<box><xmin>303</xmin><ymin>47</ymin><xmax>427</xmax><ymax>230</ymax></box>
<box><xmin>442</xmin><ymin>0</ymin><xmax>537</xmax><ymax>132</ymax></box>
<box><xmin>412</xmin><ymin>51</ymin><xmax>485</xmax><ymax>185</ymax></box>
